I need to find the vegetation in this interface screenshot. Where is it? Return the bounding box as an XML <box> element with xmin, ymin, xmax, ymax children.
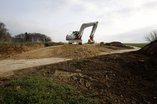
<box><xmin>0</xmin><ymin>75</ymin><xmax>99</xmax><ymax>104</ymax></box>
<box><xmin>125</xmin><ymin>43</ymin><xmax>147</xmax><ymax>48</ymax></box>
<box><xmin>13</xmin><ymin>32</ymin><xmax>51</xmax><ymax>42</ymax></box>
<box><xmin>0</xmin><ymin>22</ymin><xmax>11</xmax><ymax>41</ymax></box>
<box><xmin>0</xmin><ymin>21</ymin><xmax>52</xmax><ymax>43</ymax></box>
<box><xmin>145</xmin><ymin>31</ymin><xmax>157</xmax><ymax>42</ymax></box>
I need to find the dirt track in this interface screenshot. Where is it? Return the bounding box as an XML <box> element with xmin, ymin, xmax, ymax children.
<box><xmin>0</xmin><ymin>47</ymin><xmax>139</xmax><ymax>77</ymax></box>
<box><xmin>99</xmin><ymin>46</ymin><xmax>140</xmax><ymax>55</ymax></box>
<box><xmin>0</xmin><ymin>58</ymin><xmax>70</xmax><ymax>77</ymax></box>
<box><xmin>10</xmin><ymin>44</ymin><xmax>133</xmax><ymax>59</ymax></box>
<box><xmin>0</xmin><ymin>43</ymin><xmax>135</xmax><ymax>77</ymax></box>
<box><xmin>11</xmin><ymin>44</ymin><xmax>111</xmax><ymax>59</ymax></box>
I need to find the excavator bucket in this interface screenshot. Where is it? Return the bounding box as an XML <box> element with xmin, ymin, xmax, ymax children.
<box><xmin>88</xmin><ymin>39</ymin><xmax>94</xmax><ymax>44</ymax></box>
<box><xmin>88</xmin><ymin>35</ymin><xmax>94</xmax><ymax>44</ymax></box>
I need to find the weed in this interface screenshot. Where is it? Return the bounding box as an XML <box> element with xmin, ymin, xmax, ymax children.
<box><xmin>0</xmin><ymin>75</ymin><xmax>99</xmax><ymax>104</ymax></box>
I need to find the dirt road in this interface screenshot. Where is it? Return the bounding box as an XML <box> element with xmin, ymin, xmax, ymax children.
<box><xmin>0</xmin><ymin>58</ymin><xmax>71</xmax><ymax>76</ymax></box>
<box><xmin>0</xmin><ymin>47</ymin><xmax>139</xmax><ymax>77</ymax></box>
<box><xmin>99</xmin><ymin>46</ymin><xmax>140</xmax><ymax>55</ymax></box>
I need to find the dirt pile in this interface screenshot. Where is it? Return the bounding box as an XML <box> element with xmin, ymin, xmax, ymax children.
<box><xmin>6</xmin><ymin>52</ymin><xmax>157</xmax><ymax>104</ymax></box>
<box><xmin>14</xmin><ymin>44</ymin><xmax>112</xmax><ymax>59</ymax></box>
<box><xmin>0</xmin><ymin>43</ymin><xmax>45</xmax><ymax>59</ymax></box>
<box><xmin>44</xmin><ymin>42</ymin><xmax>64</xmax><ymax>47</ymax></box>
<box><xmin>100</xmin><ymin>41</ymin><xmax>132</xmax><ymax>49</ymax></box>
<box><xmin>105</xmin><ymin>41</ymin><xmax>126</xmax><ymax>47</ymax></box>
<box><xmin>139</xmin><ymin>40</ymin><xmax>157</xmax><ymax>56</ymax></box>
<box><xmin>0</xmin><ymin>42</ymin><xmax>65</xmax><ymax>59</ymax></box>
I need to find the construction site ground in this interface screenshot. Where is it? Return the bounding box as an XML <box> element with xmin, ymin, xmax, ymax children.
<box><xmin>0</xmin><ymin>43</ymin><xmax>135</xmax><ymax>76</ymax></box>
<box><xmin>1</xmin><ymin>50</ymin><xmax>157</xmax><ymax>104</ymax></box>
<box><xmin>0</xmin><ymin>42</ymin><xmax>157</xmax><ymax>104</ymax></box>
<box><xmin>10</xmin><ymin>44</ymin><xmax>132</xmax><ymax>59</ymax></box>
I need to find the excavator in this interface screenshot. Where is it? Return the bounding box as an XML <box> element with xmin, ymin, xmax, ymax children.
<box><xmin>66</xmin><ymin>21</ymin><xmax>98</xmax><ymax>44</ymax></box>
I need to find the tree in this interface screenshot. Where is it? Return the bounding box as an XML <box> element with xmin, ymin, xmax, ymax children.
<box><xmin>145</xmin><ymin>31</ymin><xmax>157</xmax><ymax>42</ymax></box>
<box><xmin>0</xmin><ymin>22</ymin><xmax>11</xmax><ymax>41</ymax></box>
<box><xmin>13</xmin><ymin>32</ymin><xmax>52</xmax><ymax>42</ymax></box>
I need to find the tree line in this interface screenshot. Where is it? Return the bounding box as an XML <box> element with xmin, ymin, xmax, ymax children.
<box><xmin>0</xmin><ymin>21</ymin><xmax>51</xmax><ymax>42</ymax></box>
<box><xmin>13</xmin><ymin>32</ymin><xmax>51</xmax><ymax>42</ymax></box>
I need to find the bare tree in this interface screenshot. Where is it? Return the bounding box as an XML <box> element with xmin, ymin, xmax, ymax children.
<box><xmin>0</xmin><ymin>22</ymin><xmax>11</xmax><ymax>41</ymax></box>
<box><xmin>145</xmin><ymin>31</ymin><xmax>157</xmax><ymax>42</ymax></box>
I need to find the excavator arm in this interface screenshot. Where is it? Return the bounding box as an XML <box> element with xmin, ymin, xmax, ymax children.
<box><xmin>79</xmin><ymin>21</ymin><xmax>98</xmax><ymax>40</ymax></box>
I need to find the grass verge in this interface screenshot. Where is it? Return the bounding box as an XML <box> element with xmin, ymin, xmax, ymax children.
<box><xmin>0</xmin><ymin>75</ymin><xmax>98</xmax><ymax>104</ymax></box>
<box><xmin>125</xmin><ymin>43</ymin><xmax>147</xmax><ymax>48</ymax></box>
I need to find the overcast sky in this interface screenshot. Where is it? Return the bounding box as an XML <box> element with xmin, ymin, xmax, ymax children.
<box><xmin>1</xmin><ymin>0</ymin><xmax>157</xmax><ymax>43</ymax></box>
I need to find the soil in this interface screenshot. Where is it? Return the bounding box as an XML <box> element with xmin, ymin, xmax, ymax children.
<box><xmin>0</xmin><ymin>48</ymin><xmax>138</xmax><ymax>77</ymax></box>
<box><xmin>1</xmin><ymin>41</ymin><xmax>156</xmax><ymax>103</ymax></box>
<box><xmin>0</xmin><ymin>58</ymin><xmax>71</xmax><ymax>77</ymax></box>
<box><xmin>139</xmin><ymin>40</ymin><xmax>157</xmax><ymax>56</ymax></box>
<box><xmin>100</xmin><ymin>41</ymin><xmax>132</xmax><ymax>49</ymax></box>
<box><xmin>11</xmin><ymin>43</ymin><xmax>132</xmax><ymax>59</ymax></box>
<box><xmin>0</xmin><ymin>43</ymin><xmax>44</xmax><ymax>59</ymax></box>
<box><xmin>1</xmin><ymin>51</ymin><xmax>156</xmax><ymax>104</ymax></box>
<box><xmin>0</xmin><ymin>42</ymin><xmax>64</xmax><ymax>59</ymax></box>
<box><xmin>0</xmin><ymin>41</ymin><xmax>132</xmax><ymax>60</ymax></box>
<box><xmin>11</xmin><ymin>44</ymin><xmax>110</xmax><ymax>59</ymax></box>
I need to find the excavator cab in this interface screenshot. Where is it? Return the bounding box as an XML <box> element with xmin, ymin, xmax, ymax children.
<box><xmin>73</xmin><ymin>31</ymin><xmax>79</xmax><ymax>35</ymax></box>
<box><xmin>66</xmin><ymin>31</ymin><xmax>82</xmax><ymax>44</ymax></box>
<box><xmin>72</xmin><ymin>31</ymin><xmax>81</xmax><ymax>39</ymax></box>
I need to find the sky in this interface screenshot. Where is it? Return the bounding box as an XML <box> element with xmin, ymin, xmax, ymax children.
<box><xmin>1</xmin><ymin>0</ymin><xmax>157</xmax><ymax>43</ymax></box>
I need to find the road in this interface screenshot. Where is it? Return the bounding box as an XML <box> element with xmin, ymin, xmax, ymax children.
<box><xmin>0</xmin><ymin>47</ymin><xmax>140</xmax><ymax>77</ymax></box>
<box><xmin>0</xmin><ymin>58</ymin><xmax>71</xmax><ymax>77</ymax></box>
<box><xmin>99</xmin><ymin>46</ymin><xmax>140</xmax><ymax>55</ymax></box>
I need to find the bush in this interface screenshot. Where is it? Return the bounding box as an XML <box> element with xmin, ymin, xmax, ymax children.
<box><xmin>145</xmin><ymin>31</ymin><xmax>157</xmax><ymax>42</ymax></box>
<box><xmin>44</xmin><ymin>42</ymin><xmax>64</xmax><ymax>47</ymax></box>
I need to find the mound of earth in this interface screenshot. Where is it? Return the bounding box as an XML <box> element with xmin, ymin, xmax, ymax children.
<box><xmin>0</xmin><ymin>42</ymin><xmax>65</xmax><ymax>59</ymax></box>
<box><xmin>139</xmin><ymin>40</ymin><xmax>157</xmax><ymax>56</ymax></box>
<box><xmin>105</xmin><ymin>42</ymin><xmax>127</xmax><ymax>47</ymax></box>
<box><xmin>44</xmin><ymin>42</ymin><xmax>64</xmax><ymax>47</ymax></box>
<box><xmin>100</xmin><ymin>41</ymin><xmax>132</xmax><ymax>50</ymax></box>
<box><xmin>3</xmin><ymin>51</ymin><xmax>157</xmax><ymax>104</ymax></box>
<box><xmin>13</xmin><ymin>44</ymin><xmax>112</xmax><ymax>59</ymax></box>
<box><xmin>0</xmin><ymin>43</ymin><xmax>45</xmax><ymax>59</ymax></box>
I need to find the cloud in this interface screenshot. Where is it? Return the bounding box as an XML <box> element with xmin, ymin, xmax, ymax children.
<box><xmin>1</xmin><ymin>0</ymin><xmax>157</xmax><ymax>42</ymax></box>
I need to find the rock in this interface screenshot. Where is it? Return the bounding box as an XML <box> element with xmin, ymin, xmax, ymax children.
<box><xmin>79</xmin><ymin>78</ymin><xmax>84</xmax><ymax>85</ymax></box>
<box><xmin>105</xmin><ymin>75</ymin><xmax>109</xmax><ymax>80</ymax></box>
<box><xmin>16</xmin><ymin>86</ymin><xmax>21</xmax><ymax>90</ymax></box>
<box><xmin>76</xmin><ymin>69</ymin><xmax>81</xmax><ymax>72</ymax></box>
<box><xmin>138</xmin><ymin>59</ymin><xmax>144</xmax><ymax>62</ymax></box>
<box><xmin>85</xmin><ymin>81</ymin><xmax>91</xmax><ymax>88</ymax></box>
<box><xmin>78</xmin><ymin>73</ymin><xmax>84</xmax><ymax>77</ymax></box>
<box><xmin>89</xmin><ymin>77</ymin><xmax>95</xmax><ymax>81</ymax></box>
<box><xmin>131</xmin><ymin>100</ymin><xmax>136</xmax><ymax>104</ymax></box>
<box><xmin>71</xmin><ymin>76</ymin><xmax>77</xmax><ymax>80</ymax></box>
